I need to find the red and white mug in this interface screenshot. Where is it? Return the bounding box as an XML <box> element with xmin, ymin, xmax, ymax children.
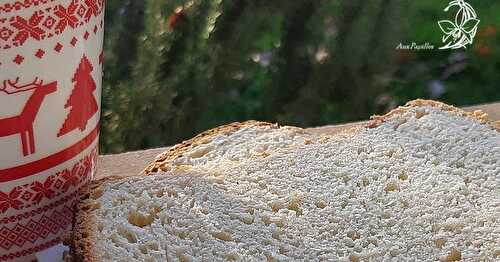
<box><xmin>0</xmin><ymin>0</ymin><xmax>104</xmax><ymax>260</ymax></box>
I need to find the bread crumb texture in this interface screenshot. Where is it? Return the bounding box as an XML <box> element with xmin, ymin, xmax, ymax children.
<box><xmin>76</xmin><ymin>105</ymin><xmax>499</xmax><ymax>261</ymax></box>
<box><xmin>145</xmin><ymin>121</ymin><xmax>311</xmax><ymax>175</ymax></box>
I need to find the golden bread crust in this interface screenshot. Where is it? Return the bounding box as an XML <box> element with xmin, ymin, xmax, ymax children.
<box><xmin>367</xmin><ymin>99</ymin><xmax>493</xmax><ymax>128</ymax></box>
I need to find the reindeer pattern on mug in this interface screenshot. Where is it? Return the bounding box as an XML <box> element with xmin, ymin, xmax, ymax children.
<box><xmin>0</xmin><ymin>0</ymin><xmax>104</xmax><ymax>260</ymax></box>
<box><xmin>0</xmin><ymin>54</ymin><xmax>99</xmax><ymax>158</ymax></box>
<box><xmin>0</xmin><ymin>79</ymin><xmax>58</xmax><ymax>156</ymax></box>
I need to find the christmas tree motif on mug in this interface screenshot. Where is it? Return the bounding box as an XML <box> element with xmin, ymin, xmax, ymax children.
<box><xmin>58</xmin><ymin>55</ymin><xmax>98</xmax><ymax>137</ymax></box>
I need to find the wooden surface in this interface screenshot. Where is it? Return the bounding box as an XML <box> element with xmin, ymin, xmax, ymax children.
<box><xmin>96</xmin><ymin>102</ymin><xmax>500</xmax><ymax>179</ymax></box>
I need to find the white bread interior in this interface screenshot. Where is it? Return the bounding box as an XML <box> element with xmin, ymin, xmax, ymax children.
<box><xmin>145</xmin><ymin>121</ymin><xmax>313</xmax><ymax>174</ymax></box>
<box><xmin>73</xmin><ymin>101</ymin><xmax>500</xmax><ymax>261</ymax></box>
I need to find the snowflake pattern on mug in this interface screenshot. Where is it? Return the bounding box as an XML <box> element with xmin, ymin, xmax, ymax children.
<box><xmin>0</xmin><ymin>0</ymin><xmax>103</xmax><ymax>260</ymax></box>
<box><xmin>0</xmin><ymin>0</ymin><xmax>104</xmax><ymax>50</ymax></box>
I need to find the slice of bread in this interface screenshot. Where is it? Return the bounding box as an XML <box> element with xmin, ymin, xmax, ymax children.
<box><xmin>71</xmin><ymin>100</ymin><xmax>499</xmax><ymax>261</ymax></box>
<box><xmin>142</xmin><ymin>120</ymin><xmax>314</xmax><ymax>175</ymax></box>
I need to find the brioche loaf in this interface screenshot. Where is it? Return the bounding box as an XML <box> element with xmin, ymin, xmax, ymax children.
<box><xmin>71</xmin><ymin>100</ymin><xmax>499</xmax><ymax>261</ymax></box>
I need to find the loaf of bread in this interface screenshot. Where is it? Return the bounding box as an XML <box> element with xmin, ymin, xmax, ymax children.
<box><xmin>71</xmin><ymin>100</ymin><xmax>499</xmax><ymax>261</ymax></box>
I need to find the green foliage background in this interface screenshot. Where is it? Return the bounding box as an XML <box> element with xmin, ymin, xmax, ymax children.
<box><xmin>100</xmin><ymin>0</ymin><xmax>500</xmax><ymax>153</ymax></box>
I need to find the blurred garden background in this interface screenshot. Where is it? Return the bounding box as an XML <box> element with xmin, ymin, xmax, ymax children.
<box><xmin>100</xmin><ymin>0</ymin><xmax>500</xmax><ymax>153</ymax></box>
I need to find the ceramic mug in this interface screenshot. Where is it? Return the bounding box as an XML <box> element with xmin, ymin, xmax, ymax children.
<box><xmin>0</xmin><ymin>0</ymin><xmax>104</xmax><ymax>260</ymax></box>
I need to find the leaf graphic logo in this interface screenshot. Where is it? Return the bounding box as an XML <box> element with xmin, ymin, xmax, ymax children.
<box><xmin>438</xmin><ymin>0</ymin><xmax>480</xmax><ymax>49</ymax></box>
